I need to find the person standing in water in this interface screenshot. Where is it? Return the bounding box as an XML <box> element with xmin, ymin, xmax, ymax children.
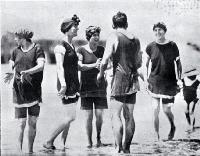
<box><xmin>97</xmin><ymin>12</ymin><xmax>142</xmax><ymax>153</ymax></box>
<box><xmin>77</xmin><ymin>26</ymin><xmax>108</xmax><ymax>148</ymax></box>
<box><xmin>145</xmin><ymin>22</ymin><xmax>182</xmax><ymax>140</ymax></box>
<box><xmin>43</xmin><ymin>15</ymin><xmax>80</xmax><ymax>151</ymax></box>
<box><xmin>4</xmin><ymin>29</ymin><xmax>45</xmax><ymax>154</ymax></box>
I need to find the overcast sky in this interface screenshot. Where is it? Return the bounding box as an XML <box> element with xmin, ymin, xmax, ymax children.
<box><xmin>1</xmin><ymin>0</ymin><xmax>199</xmax><ymax>43</ymax></box>
<box><xmin>1</xmin><ymin>0</ymin><xmax>200</xmax><ymax>69</ymax></box>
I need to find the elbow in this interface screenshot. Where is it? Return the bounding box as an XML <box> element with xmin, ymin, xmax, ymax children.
<box><xmin>78</xmin><ymin>64</ymin><xmax>87</xmax><ymax>71</ymax></box>
<box><xmin>56</xmin><ymin>65</ymin><xmax>64</xmax><ymax>73</ymax></box>
<box><xmin>38</xmin><ymin>63</ymin><xmax>45</xmax><ymax>71</ymax></box>
<box><xmin>78</xmin><ymin>65</ymin><xmax>84</xmax><ymax>71</ymax></box>
<box><xmin>101</xmin><ymin>60</ymin><xmax>108</xmax><ymax>67</ymax></box>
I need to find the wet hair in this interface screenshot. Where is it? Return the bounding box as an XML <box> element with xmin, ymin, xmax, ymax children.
<box><xmin>15</xmin><ymin>29</ymin><xmax>33</xmax><ymax>42</ymax></box>
<box><xmin>112</xmin><ymin>11</ymin><xmax>128</xmax><ymax>29</ymax></box>
<box><xmin>153</xmin><ymin>22</ymin><xmax>167</xmax><ymax>32</ymax></box>
<box><xmin>61</xmin><ymin>14</ymin><xmax>80</xmax><ymax>34</ymax></box>
<box><xmin>85</xmin><ymin>26</ymin><xmax>101</xmax><ymax>41</ymax></box>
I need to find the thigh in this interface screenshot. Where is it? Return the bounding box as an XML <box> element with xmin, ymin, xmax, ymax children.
<box><xmin>110</xmin><ymin>97</ymin><xmax>124</xmax><ymax>116</ymax></box>
<box><xmin>81</xmin><ymin>97</ymin><xmax>93</xmax><ymax>110</ymax></box>
<box><xmin>62</xmin><ymin>102</ymin><xmax>77</xmax><ymax>118</ymax></box>
<box><xmin>28</xmin><ymin>115</ymin><xmax>38</xmax><ymax>125</ymax></box>
<box><xmin>123</xmin><ymin>104</ymin><xmax>134</xmax><ymax>117</ymax></box>
<box><xmin>124</xmin><ymin>93</ymin><xmax>136</xmax><ymax>104</ymax></box>
<box><xmin>94</xmin><ymin>97</ymin><xmax>108</xmax><ymax>109</ymax></box>
<box><xmin>95</xmin><ymin>109</ymin><xmax>104</xmax><ymax>116</ymax></box>
<box><xmin>15</xmin><ymin>107</ymin><xmax>27</xmax><ymax>118</ymax></box>
<box><xmin>28</xmin><ymin>104</ymin><xmax>40</xmax><ymax>117</ymax></box>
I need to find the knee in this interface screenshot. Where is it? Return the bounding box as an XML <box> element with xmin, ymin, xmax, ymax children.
<box><xmin>163</xmin><ymin>106</ymin><xmax>171</xmax><ymax>114</ymax></box>
<box><xmin>66</xmin><ymin>115</ymin><xmax>76</xmax><ymax>124</ymax></box>
<box><xmin>154</xmin><ymin>107</ymin><xmax>160</xmax><ymax>116</ymax></box>
<box><xmin>96</xmin><ymin>114</ymin><xmax>103</xmax><ymax>122</ymax></box>
<box><xmin>70</xmin><ymin>115</ymin><xmax>76</xmax><ymax>122</ymax></box>
<box><xmin>86</xmin><ymin>113</ymin><xmax>93</xmax><ymax>122</ymax></box>
<box><xmin>124</xmin><ymin>112</ymin><xmax>132</xmax><ymax>122</ymax></box>
<box><xmin>19</xmin><ymin>120</ymin><xmax>27</xmax><ymax>130</ymax></box>
<box><xmin>28</xmin><ymin>118</ymin><xmax>37</xmax><ymax>129</ymax></box>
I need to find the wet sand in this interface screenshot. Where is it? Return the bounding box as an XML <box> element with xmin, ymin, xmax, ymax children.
<box><xmin>1</xmin><ymin>64</ymin><xmax>200</xmax><ymax>156</ymax></box>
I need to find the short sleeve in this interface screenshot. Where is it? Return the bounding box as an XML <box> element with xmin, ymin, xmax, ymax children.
<box><xmin>134</xmin><ymin>38</ymin><xmax>142</xmax><ymax>69</ymax></box>
<box><xmin>135</xmin><ymin>38</ymin><xmax>141</xmax><ymax>52</ymax></box>
<box><xmin>146</xmin><ymin>44</ymin><xmax>151</xmax><ymax>57</ymax></box>
<box><xmin>77</xmin><ymin>47</ymin><xmax>83</xmax><ymax>61</ymax></box>
<box><xmin>10</xmin><ymin>49</ymin><xmax>16</xmax><ymax>62</ymax></box>
<box><xmin>35</xmin><ymin>44</ymin><xmax>45</xmax><ymax>61</ymax></box>
<box><xmin>54</xmin><ymin>45</ymin><xmax>66</xmax><ymax>55</ymax></box>
<box><xmin>172</xmin><ymin>42</ymin><xmax>180</xmax><ymax>61</ymax></box>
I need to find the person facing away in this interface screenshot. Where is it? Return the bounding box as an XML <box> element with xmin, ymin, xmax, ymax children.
<box><xmin>4</xmin><ymin>29</ymin><xmax>45</xmax><ymax>154</ymax></box>
<box><xmin>77</xmin><ymin>26</ymin><xmax>108</xmax><ymax>148</ymax></box>
<box><xmin>181</xmin><ymin>68</ymin><xmax>200</xmax><ymax>132</ymax></box>
<box><xmin>43</xmin><ymin>15</ymin><xmax>80</xmax><ymax>151</ymax></box>
<box><xmin>97</xmin><ymin>11</ymin><xmax>142</xmax><ymax>153</ymax></box>
<box><xmin>145</xmin><ymin>22</ymin><xmax>182</xmax><ymax>141</ymax></box>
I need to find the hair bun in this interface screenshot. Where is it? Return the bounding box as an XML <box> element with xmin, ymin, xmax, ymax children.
<box><xmin>71</xmin><ymin>14</ymin><xmax>80</xmax><ymax>25</ymax></box>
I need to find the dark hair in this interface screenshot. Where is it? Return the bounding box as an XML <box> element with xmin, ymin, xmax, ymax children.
<box><xmin>15</xmin><ymin>29</ymin><xmax>33</xmax><ymax>42</ymax></box>
<box><xmin>85</xmin><ymin>26</ymin><xmax>101</xmax><ymax>41</ymax></box>
<box><xmin>153</xmin><ymin>22</ymin><xmax>167</xmax><ymax>32</ymax></box>
<box><xmin>61</xmin><ymin>14</ymin><xmax>80</xmax><ymax>34</ymax></box>
<box><xmin>112</xmin><ymin>12</ymin><xmax>128</xmax><ymax>29</ymax></box>
<box><xmin>188</xmin><ymin>75</ymin><xmax>197</xmax><ymax>80</ymax></box>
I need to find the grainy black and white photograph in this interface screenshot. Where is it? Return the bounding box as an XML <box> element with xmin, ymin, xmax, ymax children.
<box><xmin>1</xmin><ymin>0</ymin><xmax>200</xmax><ymax>155</ymax></box>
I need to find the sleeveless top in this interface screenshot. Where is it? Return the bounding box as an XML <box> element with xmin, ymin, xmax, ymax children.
<box><xmin>77</xmin><ymin>46</ymin><xmax>107</xmax><ymax>97</ymax></box>
<box><xmin>57</xmin><ymin>41</ymin><xmax>80</xmax><ymax>98</ymax></box>
<box><xmin>111</xmin><ymin>32</ymin><xmax>140</xmax><ymax>96</ymax></box>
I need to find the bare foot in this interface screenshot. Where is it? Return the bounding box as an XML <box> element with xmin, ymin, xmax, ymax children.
<box><xmin>96</xmin><ymin>140</ymin><xmax>104</xmax><ymax>148</ymax></box>
<box><xmin>43</xmin><ymin>142</ymin><xmax>56</xmax><ymax>150</ymax></box>
<box><xmin>123</xmin><ymin>149</ymin><xmax>130</xmax><ymax>153</ymax></box>
<box><xmin>154</xmin><ymin>132</ymin><xmax>160</xmax><ymax>141</ymax></box>
<box><xmin>86</xmin><ymin>143</ymin><xmax>93</xmax><ymax>149</ymax></box>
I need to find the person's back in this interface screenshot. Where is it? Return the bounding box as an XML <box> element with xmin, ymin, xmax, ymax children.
<box><xmin>111</xmin><ymin>32</ymin><xmax>140</xmax><ymax>96</ymax></box>
<box><xmin>97</xmin><ymin>11</ymin><xmax>141</xmax><ymax>153</ymax></box>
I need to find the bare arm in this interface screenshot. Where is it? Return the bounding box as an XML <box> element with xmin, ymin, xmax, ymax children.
<box><xmin>78</xmin><ymin>52</ymin><xmax>101</xmax><ymax>71</ymax></box>
<box><xmin>176</xmin><ymin>59</ymin><xmax>182</xmax><ymax>80</ymax></box>
<box><xmin>55</xmin><ymin>50</ymin><xmax>66</xmax><ymax>87</ymax></box>
<box><xmin>98</xmin><ymin>33</ymin><xmax>118</xmax><ymax>78</ymax></box>
<box><xmin>145</xmin><ymin>56</ymin><xmax>151</xmax><ymax>81</ymax></box>
<box><xmin>21</xmin><ymin>58</ymin><xmax>45</xmax><ymax>75</ymax></box>
<box><xmin>54</xmin><ymin>45</ymin><xmax>67</xmax><ymax>98</ymax></box>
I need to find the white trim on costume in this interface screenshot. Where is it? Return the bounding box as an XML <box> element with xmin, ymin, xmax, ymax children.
<box><xmin>14</xmin><ymin>100</ymin><xmax>40</xmax><ymax>108</ymax></box>
<box><xmin>175</xmin><ymin>56</ymin><xmax>180</xmax><ymax>61</ymax></box>
<box><xmin>37</xmin><ymin>58</ymin><xmax>45</xmax><ymax>63</ymax></box>
<box><xmin>147</xmin><ymin>89</ymin><xmax>174</xmax><ymax>99</ymax></box>
<box><xmin>64</xmin><ymin>92</ymin><xmax>79</xmax><ymax>100</ymax></box>
<box><xmin>174</xmin><ymin>60</ymin><xmax>178</xmax><ymax>80</ymax></box>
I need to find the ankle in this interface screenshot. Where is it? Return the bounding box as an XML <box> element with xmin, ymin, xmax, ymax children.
<box><xmin>46</xmin><ymin>141</ymin><xmax>54</xmax><ymax>146</ymax></box>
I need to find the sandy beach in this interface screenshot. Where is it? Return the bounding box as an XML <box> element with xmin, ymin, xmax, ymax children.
<box><xmin>1</xmin><ymin>64</ymin><xmax>200</xmax><ymax>156</ymax></box>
